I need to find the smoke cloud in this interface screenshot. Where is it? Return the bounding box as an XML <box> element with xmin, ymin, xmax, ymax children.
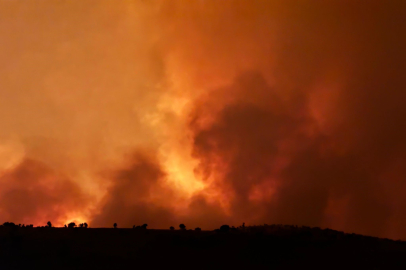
<box><xmin>0</xmin><ymin>1</ymin><xmax>406</xmax><ymax>239</ymax></box>
<box><xmin>0</xmin><ymin>158</ymin><xmax>89</xmax><ymax>225</ymax></box>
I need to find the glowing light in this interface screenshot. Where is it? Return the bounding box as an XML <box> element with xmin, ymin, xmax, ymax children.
<box><xmin>162</xmin><ymin>151</ymin><xmax>205</xmax><ymax>196</ymax></box>
<box><xmin>62</xmin><ymin>216</ymin><xmax>88</xmax><ymax>227</ymax></box>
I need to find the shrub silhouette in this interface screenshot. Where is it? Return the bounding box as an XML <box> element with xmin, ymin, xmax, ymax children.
<box><xmin>170</xmin><ymin>226</ymin><xmax>174</xmax><ymax>231</ymax></box>
<box><xmin>84</xmin><ymin>223</ymin><xmax>88</xmax><ymax>228</ymax></box>
<box><xmin>179</xmin><ymin>224</ymin><xmax>186</xmax><ymax>230</ymax></box>
<box><xmin>141</xmin><ymin>224</ymin><xmax>148</xmax><ymax>229</ymax></box>
<box><xmin>220</xmin><ymin>225</ymin><xmax>230</xmax><ymax>232</ymax></box>
<box><xmin>47</xmin><ymin>221</ymin><xmax>52</xmax><ymax>228</ymax></box>
<box><xmin>68</xmin><ymin>222</ymin><xmax>76</xmax><ymax>229</ymax></box>
<box><xmin>195</xmin><ymin>227</ymin><xmax>201</xmax><ymax>231</ymax></box>
<box><xmin>3</xmin><ymin>222</ymin><xmax>18</xmax><ymax>228</ymax></box>
<box><xmin>114</xmin><ymin>223</ymin><xmax>117</xmax><ymax>229</ymax></box>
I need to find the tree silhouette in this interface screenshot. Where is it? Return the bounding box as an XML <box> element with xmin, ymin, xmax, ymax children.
<box><xmin>179</xmin><ymin>224</ymin><xmax>186</xmax><ymax>230</ymax></box>
<box><xmin>3</xmin><ymin>222</ymin><xmax>16</xmax><ymax>227</ymax></box>
<box><xmin>46</xmin><ymin>221</ymin><xmax>52</xmax><ymax>228</ymax></box>
<box><xmin>84</xmin><ymin>223</ymin><xmax>88</xmax><ymax>228</ymax></box>
<box><xmin>170</xmin><ymin>226</ymin><xmax>174</xmax><ymax>231</ymax></box>
<box><xmin>220</xmin><ymin>225</ymin><xmax>230</xmax><ymax>232</ymax></box>
<box><xmin>79</xmin><ymin>223</ymin><xmax>84</xmax><ymax>228</ymax></box>
<box><xmin>141</xmin><ymin>224</ymin><xmax>148</xmax><ymax>229</ymax></box>
<box><xmin>195</xmin><ymin>227</ymin><xmax>201</xmax><ymax>231</ymax></box>
<box><xmin>68</xmin><ymin>222</ymin><xmax>76</xmax><ymax>229</ymax></box>
<box><xmin>114</xmin><ymin>223</ymin><xmax>117</xmax><ymax>229</ymax></box>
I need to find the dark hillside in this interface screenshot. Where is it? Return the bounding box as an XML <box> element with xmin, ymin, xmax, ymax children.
<box><xmin>0</xmin><ymin>225</ymin><xmax>405</xmax><ymax>269</ymax></box>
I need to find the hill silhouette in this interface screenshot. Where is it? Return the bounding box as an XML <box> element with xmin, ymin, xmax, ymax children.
<box><xmin>0</xmin><ymin>222</ymin><xmax>405</xmax><ymax>269</ymax></box>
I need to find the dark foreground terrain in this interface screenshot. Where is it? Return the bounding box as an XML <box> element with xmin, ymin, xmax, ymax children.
<box><xmin>0</xmin><ymin>225</ymin><xmax>405</xmax><ymax>269</ymax></box>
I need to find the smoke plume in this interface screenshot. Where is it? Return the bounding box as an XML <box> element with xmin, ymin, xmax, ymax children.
<box><xmin>0</xmin><ymin>1</ymin><xmax>406</xmax><ymax>239</ymax></box>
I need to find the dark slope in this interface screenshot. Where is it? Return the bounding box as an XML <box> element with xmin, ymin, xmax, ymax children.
<box><xmin>0</xmin><ymin>225</ymin><xmax>405</xmax><ymax>269</ymax></box>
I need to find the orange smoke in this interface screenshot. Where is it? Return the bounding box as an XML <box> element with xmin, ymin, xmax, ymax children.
<box><xmin>1</xmin><ymin>0</ymin><xmax>406</xmax><ymax>239</ymax></box>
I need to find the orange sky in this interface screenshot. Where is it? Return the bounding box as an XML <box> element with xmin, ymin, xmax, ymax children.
<box><xmin>1</xmin><ymin>0</ymin><xmax>406</xmax><ymax>239</ymax></box>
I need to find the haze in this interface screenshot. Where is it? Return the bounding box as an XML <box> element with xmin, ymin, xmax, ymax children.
<box><xmin>0</xmin><ymin>0</ymin><xmax>405</xmax><ymax>239</ymax></box>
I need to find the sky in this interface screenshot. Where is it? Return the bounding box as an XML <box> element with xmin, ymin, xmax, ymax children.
<box><xmin>0</xmin><ymin>0</ymin><xmax>406</xmax><ymax>239</ymax></box>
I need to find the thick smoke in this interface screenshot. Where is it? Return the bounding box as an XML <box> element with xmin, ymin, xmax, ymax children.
<box><xmin>189</xmin><ymin>71</ymin><xmax>394</xmax><ymax>237</ymax></box>
<box><xmin>1</xmin><ymin>1</ymin><xmax>406</xmax><ymax>239</ymax></box>
<box><xmin>91</xmin><ymin>151</ymin><xmax>175</xmax><ymax>228</ymax></box>
<box><xmin>91</xmin><ymin>150</ymin><xmax>231</xmax><ymax>229</ymax></box>
<box><xmin>183</xmin><ymin>1</ymin><xmax>406</xmax><ymax>238</ymax></box>
<box><xmin>0</xmin><ymin>159</ymin><xmax>89</xmax><ymax>225</ymax></box>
